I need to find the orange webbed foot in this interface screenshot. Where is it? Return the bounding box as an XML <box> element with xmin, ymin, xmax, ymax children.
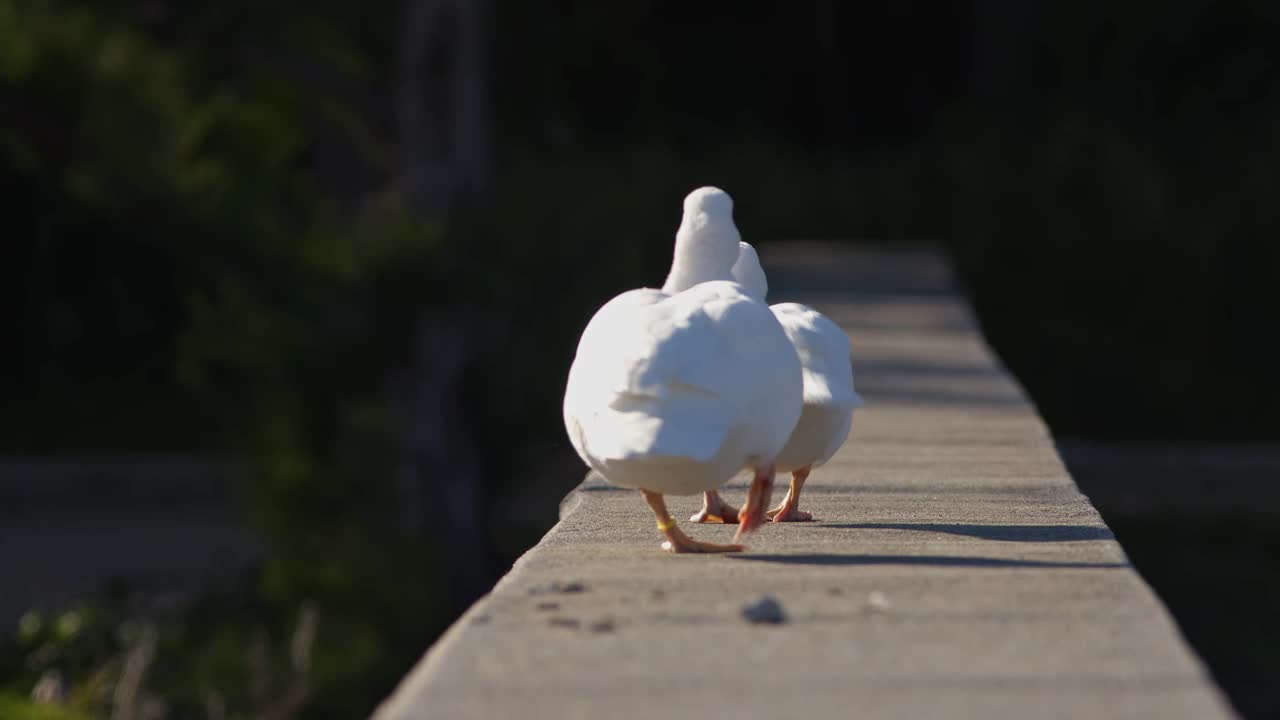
<box><xmin>689</xmin><ymin>490</ymin><xmax>741</xmax><ymax>524</ymax></box>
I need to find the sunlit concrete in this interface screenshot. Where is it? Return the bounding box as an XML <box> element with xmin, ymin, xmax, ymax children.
<box><xmin>375</xmin><ymin>243</ymin><xmax>1237</xmax><ymax>720</ymax></box>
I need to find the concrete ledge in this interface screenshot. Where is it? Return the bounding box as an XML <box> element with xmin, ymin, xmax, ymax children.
<box><xmin>374</xmin><ymin>243</ymin><xmax>1237</xmax><ymax>720</ymax></box>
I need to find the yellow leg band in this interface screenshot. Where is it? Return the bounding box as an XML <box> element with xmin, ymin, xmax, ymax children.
<box><xmin>656</xmin><ymin>515</ymin><xmax>677</xmax><ymax>532</ymax></box>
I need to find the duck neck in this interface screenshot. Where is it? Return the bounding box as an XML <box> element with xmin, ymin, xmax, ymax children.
<box><xmin>661</xmin><ymin>219</ymin><xmax>739</xmax><ymax>294</ymax></box>
<box><xmin>663</xmin><ymin>256</ymin><xmax>733</xmax><ymax>293</ymax></box>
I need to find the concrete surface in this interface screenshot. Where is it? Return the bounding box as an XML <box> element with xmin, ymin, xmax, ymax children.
<box><xmin>373</xmin><ymin>243</ymin><xmax>1238</xmax><ymax>720</ymax></box>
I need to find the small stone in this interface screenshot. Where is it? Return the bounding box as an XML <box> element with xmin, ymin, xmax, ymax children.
<box><xmin>471</xmin><ymin>614</ymin><xmax>491</xmax><ymax>625</ymax></box>
<box><xmin>549</xmin><ymin>617</ymin><xmax>580</xmax><ymax>629</ymax></box>
<box><xmin>827</xmin><ymin>587</ymin><xmax>843</xmax><ymax>596</ymax></box>
<box><xmin>740</xmin><ymin>595</ymin><xmax>787</xmax><ymax>625</ymax></box>
<box><xmin>535</xmin><ymin>601</ymin><xmax>560</xmax><ymax>611</ymax></box>
<box><xmin>588</xmin><ymin>618</ymin><xmax>616</xmax><ymax>633</ymax></box>
<box><xmin>650</xmin><ymin>588</ymin><xmax>666</xmax><ymax>600</ymax></box>
<box><xmin>866</xmin><ymin>591</ymin><xmax>890</xmax><ymax>612</ymax></box>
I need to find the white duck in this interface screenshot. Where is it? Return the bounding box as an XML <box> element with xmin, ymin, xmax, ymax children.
<box><xmin>563</xmin><ymin>187</ymin><xmax>802</xmax><ymax>552</ymax></box>
<box><xmin>690</xmin><ymin>241</ymin><xmax>862</xmax><ymax>523</ymax></box>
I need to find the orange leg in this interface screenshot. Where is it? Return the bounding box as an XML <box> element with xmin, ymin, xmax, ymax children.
<box><xmin>768</xmin><ymin>467</ymin><xmax>813</xmax><ymax>522</ymax></box>
<box><xmin>732</xmin><ymin>464</ymin><xmax>775</xmax><ymax>543</ymax></box>
<box><xmin>689</xmin><ymin>490</ymin><xmax>740</xmax><ymax>524</ymax></box>
<box><xmin>641</xmin><ymin>489</ymin><xmax>743</xmax><ymax>553</ymax></box>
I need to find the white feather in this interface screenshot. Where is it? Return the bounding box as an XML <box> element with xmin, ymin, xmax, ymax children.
<box><xmin>563</xmin><ymin>188</ymin><xmax>803</xmax><ymax>496</ymax></box>
<box><xmin>731</xmin><ymin>243</ymin><xmax>862</xmax><ymax>473</ymax></box>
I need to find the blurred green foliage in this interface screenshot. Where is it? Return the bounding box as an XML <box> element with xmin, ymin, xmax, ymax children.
<box><xmin>0</xmin><ymin>694</ymin><xmax>95</xmax><ymax>720</ymax></box>
<box><xmin>0</xmin><ymin>594</ymin><xmax>400</xmax><ymax>718</ymax></box>
<box><xmin>1</xmin><ymin>0</ymin><xmax>441</xmax><ymax>716</ymax></box>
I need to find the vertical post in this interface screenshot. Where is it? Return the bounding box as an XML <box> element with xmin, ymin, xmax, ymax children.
<box><xmin>396</xmin><ymin>0</ymin><xmax>448</xmax><ymax>214</ymax></box>
<box><xmin>393</xmin><ymin>0</ymin><xmax>494</xmax><ymax>608</ymax></box>
<box><xmin>452</xmin><ymin>0</ymin><xmax>493</xmax><ymax>206</ymax></box>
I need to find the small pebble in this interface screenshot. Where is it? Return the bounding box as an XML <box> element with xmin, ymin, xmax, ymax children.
<box><xmin>549</xmin><ymin>617</ymin><xmax>581</xmax><ymax>629</ymax></box>
<box><xmin>588</xmin><ymin>618</ymin><xmax>616</xmax><ymax>633</ymax></box>
<box><xmin>650</xmin><ymin>588</ymin><xmax>666</xmax><ymax>601</ymax></box>
<box><xmin>471</xmin><ymin>614</ymin><xmax>491</xmax><ymax>625</ymax></box>
<box><xmin>827</xmin><ymin>587</ymin><xmax>843</xmax><ymax>596</ymax></box>
<box><xmin>535</xmin><ymin>601</ymin><xmax>560</xmax><ymax>611</ymax></box>
<box><xmin>740</xmin><ymin>595</ymin><xmax>787</xmax><ymax>625</ymax></box>
<box><xmin>866</xmin><ymin>591</ymin><xmax>890</xmax><ymax>613</ymax></box>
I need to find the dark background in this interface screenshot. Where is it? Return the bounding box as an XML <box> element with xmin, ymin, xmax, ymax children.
<box><xmin>1</xmin><ymin>1</ymin><xmax>1277</xmax><ymax>718</ymax></box>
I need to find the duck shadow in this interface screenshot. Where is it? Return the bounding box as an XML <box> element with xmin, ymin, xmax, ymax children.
<box><xmin>817</xmin><ymin>522</ymin><xmax>1114</xmax><ymax>542</ymax></box>
<box><xmin>730</xmin><ymin>554</ymin><xmax>1128</xmax><ymax>569</ymax></box>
